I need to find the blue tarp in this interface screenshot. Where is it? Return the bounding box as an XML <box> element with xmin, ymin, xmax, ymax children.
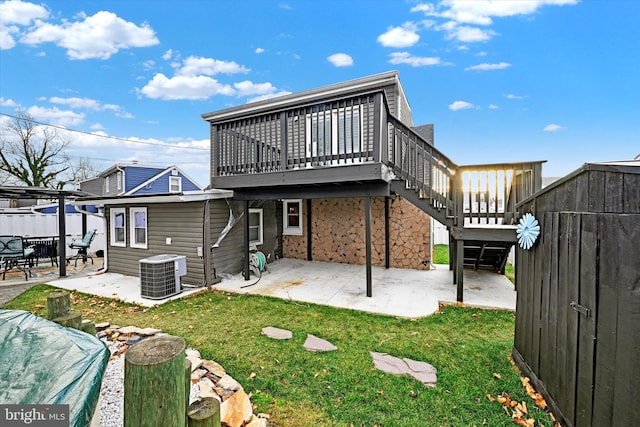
<box><xmin>0</xmin><ymin>310</ymin><xmax>109</xmax><ymax>427</ymax></box>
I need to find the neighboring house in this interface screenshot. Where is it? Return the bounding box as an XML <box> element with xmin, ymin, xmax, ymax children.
<box><xmin>80</xmin><ymin>162</ymin><xmax>203</xmax><ymax>197</ymax></box>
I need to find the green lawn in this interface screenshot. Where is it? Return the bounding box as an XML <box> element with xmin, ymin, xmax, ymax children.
<box><xmin>433</xmin><ymin>244</ymin><xmax>450</xmax><ymax>265</ymax></box>
<box><xmin>434</xmin><ymin>244</ymin><xmax>516</xmax><ymax>285</ymax></box>
<box><xmin>4</xmin><ymin>285</ymin><xmax>554</xmax><ymax>426</ymax></box>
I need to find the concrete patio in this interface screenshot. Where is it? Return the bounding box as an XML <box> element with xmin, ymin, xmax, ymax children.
<box><xmin>36</xmin><ymin>258</ymin><xmax>516</xmax><ymax>318</ymax></box>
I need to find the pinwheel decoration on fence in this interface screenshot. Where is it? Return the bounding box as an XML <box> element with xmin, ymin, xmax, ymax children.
<box><xmin>516</xmin><ymin>213</ymin><xmax>540</xmax><ymax>250</ymax></box>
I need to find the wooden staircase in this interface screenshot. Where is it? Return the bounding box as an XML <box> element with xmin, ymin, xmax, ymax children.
<box><xmin>384</xmin><ymin>114</ymin><xmax>544</xmax><ymax>300</ymax></box>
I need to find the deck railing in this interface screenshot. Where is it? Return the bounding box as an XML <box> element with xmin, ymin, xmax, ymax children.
<box><xmin>211</xmin><ymin>91</ymin><xmax>543</xmax><ymax>226</ymax></box>
<box><xmin>456</xmin><ymin>162</ymin><xmax>544</xmax><ymax>226</ymax></box>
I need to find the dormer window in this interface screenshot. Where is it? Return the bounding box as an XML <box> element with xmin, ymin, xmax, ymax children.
<box><xmin>170</xmin><ymin>176</ymin><xmax>182</xmax><ymax>193</ymax></box>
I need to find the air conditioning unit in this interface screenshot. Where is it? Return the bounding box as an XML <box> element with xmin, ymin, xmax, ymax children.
<box><xmin>139</xmin><ymin>254</ymin><xmax>187</xmax><ymax>299</ymax></box>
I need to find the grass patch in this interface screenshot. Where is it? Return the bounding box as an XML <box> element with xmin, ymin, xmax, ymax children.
<box><xmin>4</xmin><ymin>286</ymin><xmax>554</xmax><ymax>426</ymax></box>
<box><xmin>433</xmin><ymin>244</ymin><xmax>516</xmax><ymax>285</ymax></box>
<box><xmin>433</xmin><ymin>244</ymin><xmax>450</xmax><ymax>264</ymax></box>
<box><xmin>504</xmin><ymin>263</ymin><xmax>515</xmax><ymax>285</ymax></box>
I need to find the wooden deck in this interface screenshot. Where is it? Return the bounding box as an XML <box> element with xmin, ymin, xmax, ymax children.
<box><xmin>204</xmin><ymin>78</ymin><xmax>544</xmax><ymax>301</ymax></box>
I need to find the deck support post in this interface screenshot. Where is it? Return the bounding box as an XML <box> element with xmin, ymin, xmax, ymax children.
<box><xmin>365</xmin><ymin>196</ymin><xmax>372</xmax><ymax>297</ymax></box>
<box><xmin>384</xmin><ymin>196</ymin><xmax>390</xmax><ymax>269</ymax></box>
<box><xmin>57</xmin><ymin>195</ymin><xmax>66</xmax><ymax>277</ymax></box>
<box><xmin>455</xmin><ymin>238</ymin><xmax>464</xmax><ymax>302</ymax></box>
<box><xmin>306</xmin><ymin>199</ymin><xmax>312</xmax><ymax>261</ymax></box>
<box><xmin>243</xmin><ymin>200</ymin><xmax>250</xmax><ymax>281</ymax></box>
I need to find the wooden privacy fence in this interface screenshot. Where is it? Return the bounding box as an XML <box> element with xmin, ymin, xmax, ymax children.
<box><xmin>514</xmin><ymin>162</ymin><xmax>640</xmax><ymax>427</ymax></box>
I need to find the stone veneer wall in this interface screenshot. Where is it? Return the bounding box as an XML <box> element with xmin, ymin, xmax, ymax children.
<box><xmin>282</xmin><ymin>196</ymin><xmax>431</xmax><ymax>270</ymax></box>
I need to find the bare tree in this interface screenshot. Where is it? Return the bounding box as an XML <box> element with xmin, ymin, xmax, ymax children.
<box><xmin>66</xmin><ymin>157</ymin><xmax>102</xmax><ymax>187</ymax></box>
<box><xmin>0</xmin><ymin>111</ymin><xmax>71</xmax><ymax>188</ymax></box>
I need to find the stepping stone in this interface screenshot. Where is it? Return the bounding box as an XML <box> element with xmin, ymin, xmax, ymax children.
<box><xmin>261</xmin><ymin>326</ymin><xmax>293</xmax><ymax>340</ymax></box>
<box><xmin>370</xmin><ymin>352</ymin><xmax>437</xmax><ymax>387</ymax></box>
<box><xmin>303</xmin><ymin>334</ymin><xmax>337</xmax><ymax>352</ymax></box>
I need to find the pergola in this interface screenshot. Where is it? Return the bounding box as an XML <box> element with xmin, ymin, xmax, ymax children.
<box><xmin>0</xmin><ymin>185</ymin><xmax>92</xmax><ymax>277</ymax></box>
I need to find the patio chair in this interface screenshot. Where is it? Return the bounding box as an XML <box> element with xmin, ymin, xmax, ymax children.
<box><xmin>66</xmin><ymin>229</ymin><xmax>97</xmax><ymax>267</ymax></box>
<box><xmin>0</xmin><ymin>236</ymin><xmax>35</xmax><ymax>280</ymax></box>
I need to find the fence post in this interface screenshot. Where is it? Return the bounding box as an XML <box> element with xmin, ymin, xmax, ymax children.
<box><xmin>124</xmin><ymin>335</ymin><xmax>187</xmax><ymax>427</ymax></box>
<box><xmin>187</xmin><ymin>398</ymin><xmax>221</xmax><ymax>427</ymax></box>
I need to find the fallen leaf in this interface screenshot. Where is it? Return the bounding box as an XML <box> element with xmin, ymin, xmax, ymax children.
<box><xmin>248</xmin><ymin>372</ymin><xmax>256</xmax><ymax>379</ymax></box>
<box><xmin>376</xmin><ymin>390</ymin><xmax>384</xmax><ymax>395</ymax></box>
<box><xmin>493</xmin><ymin>373</ymin><xmax>502</xmax><ymax>379</ymax></box>
<box><xmin>486</xmin><ymin>393</ymin><xmax>495</xmax><ymax>401</ymax></box>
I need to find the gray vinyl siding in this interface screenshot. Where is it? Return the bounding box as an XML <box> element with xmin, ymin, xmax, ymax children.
<box><xmin>103</xmin><ymin>171</ymin><xmax>125</xmax><ymax>196</ymax></box>
<box><xmin>80</xmin><ymin>177</ymin><xmax>103</xmax><ymax>196</ymax></box>
<box><xmin>210</xmin><ymin>200</ymin><xmax>279</xmax><ymax>275</ymax></box>
<box><xmin>106</xmin><ymin>202</ymin><xmax>206</xmax><ymax>286</ymax></box>
<box><xmin>382</xmin><ymin>82</ymin><xmax>413</xmax><ymax>126</ymax></box>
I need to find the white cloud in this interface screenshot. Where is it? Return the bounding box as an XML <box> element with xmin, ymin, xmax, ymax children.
<box><xmin>465</xmin><ymin>62</ymin><xmax>511</xmax><ymax>71</ymax></box>
<box><xmin>49</xmin><ymin>96</ymin><xmax>101</xmax><ymax>110</ymax></box>
<box><xmin>47</xmin><ymin>96</ymin><xmax>131</xmax><ymax>118</ymax></box>
<box><xmin>449</xmin><ymin>100</ymin><xmax>475</xmax><ymax>111</ymax></box>
<box><xmin>377</xmin><ymin>22</ymin><xmax>420</xmax><ymax>48</ymax></box>
<box><xmin>506</xmin><ymin>93</ymin><xmax>526</xmax><ymax>99</ymax></box>
<box><xmin>389</xmin><ymin>52</ymin><xmax>442</xmax><ymax>67</ymax></box>
<box><xmin>234</xmin><ymin>80</ymin><xmax>278</xmax><ymax>97</ymax></box>
<box><xmin>415</xmin><ymin>0</ymin><xmax>578</xmax><ymax>25</ymax></box>
<box><xmin>255</xmin><ymin>47</ymin><xmax>265</xmax><ymax>54</ymax></box>
<box><xmin>176</xmin><ymin>56</ymin><xmax>250</xmax><ymax>77</ymax></box>
<box><xmin>327</xmin><ymin>53</ymin><xmax>353</xmax><ymax>67</ymax></box>
<box><xmin>0</xmin><ymin>0</ymin><xmax>49</xmax><ymax>49</ymax></box>
<box><xmin>489</xmin><ymin>104</ymin><xmax>499</xmax><ymax>109</ymax></box>
<box><xmin>140</xmin><ymin>73</ymin><xmax>235</xmax><ymax>100</ymax></box>
<box><xmin>0</xmin><ymin>97</ymin><xmax>19</xmax><ymax>107</ymax></box>
<box><xmin>544</xmin><ymin>123</ymin><xmax>565</xmax><ymax>132</ymax></box>
<box><xmin>412</xmin><ymin>0</ymin><xmax>577</xmax><ymax>43</ymax></box>
<box><xmin>19</xmin><ymin>10</ymin><xmax>159</xmax><ymax>59</ymax></box>
<box><xmin>445</xmin><ymin>25</ymin><xmax>495</xmax><ymax>42</ymax></box>
<box><xmin>26</xmin><ymin>105</ymin><xmax>85</xmax><ymax>126</ymax></box>
<box><xmin>162</xmin><ymin>49</ymin><xmax>173</xmax><ymax>60</ymax></box>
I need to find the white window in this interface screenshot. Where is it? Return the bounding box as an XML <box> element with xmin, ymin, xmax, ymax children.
<box><xmin>283</xmin><ymin>199</ymin><xmax>302</xmax><ymax>235</ymax></box>
<box><xmin>104</xmin><ymin>175</ymin><xmax>110</xmax><ymax>193</ymax></box>
<box><xmin>169</xmin><ymin>176</ymin><xmax>182</xmax><ymax>193</ymax></box>
<box><xmin>110</xmin><ymin>208</ymin><xmax>126</xmax><ymax>247</ymax></box>
<box><xmin>130</xmin><ymin>207</ymin><xmax>148</xmax><ymax>249</ymax></box>
<box><xmin>306</xmin><ymin>106</ymin><xmax>361</xmax><ymax>163</ymax></box>
<box><xmin>117</xmin><ymin>171</ymin><xmax>123</xmax><ymax>191</ymax></box>
<box><xmin>249</xmin><ymin>208</ymin><xmax>263</xmax><ymax>246</ymax></box>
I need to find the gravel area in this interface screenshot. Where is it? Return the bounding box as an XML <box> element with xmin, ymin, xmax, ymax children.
<box><xmin>97</xmin><ymin>339</ymin><xmax>200</xmax><ymax>426</ymax></box>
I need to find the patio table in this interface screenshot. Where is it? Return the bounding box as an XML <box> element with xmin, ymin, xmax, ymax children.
<box><xmin>22</xmin><ymin>235</ymin><xmax>58</xmax><ymax>267</ymax></box>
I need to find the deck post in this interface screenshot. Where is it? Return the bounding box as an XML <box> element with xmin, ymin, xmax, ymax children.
<box><xmin>211</xmin><ymin>124</ymin><xmax>219</xmax><ymax>185</ymax></box>
<box><xmin>372</xmin><ymin>93</ymin><xmax>383</xmax><ymax>163</ymax></box>
<box><xmin>57</xmin><ymin>195</ymin><xmax>66</xmax><ymax>277</ymax></box>
<box><xmin>203</xmin><ymin>200</ymin><xmax>214</xmax><ymax>288</ymax></box>
<box><xmin>306</xmin><ymin>199</ymin><xmax>312</xmax><ymax>261</ymax></box>
<box><xmin>456</xmin><ymin>238</ymin><xmax>464</xmax><ymax>302</ymax></box>
<box><xmin>365</xmin><ymin>196</ymin><xmax>372</xmax><ymax>297</ymax></box>
<box><xmin>279</xmin><ymin>112</ymin><xmax>288</xmax><ymax>170</ymax></box>
<box><xmin>243</xmin><ymin>200</ymin><xmax>250</xmax><ymax>281</ymax></box>
<box><xmin>384</xmin><ymin>196</ymin><xmax>390</xmax><ymax>269</ymax></box>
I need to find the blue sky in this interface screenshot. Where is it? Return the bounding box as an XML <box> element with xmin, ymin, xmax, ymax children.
<box><xmin>1</xmin><ymin>0</ymin><xmax>638</xmax><ymax>187</ymax></box>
